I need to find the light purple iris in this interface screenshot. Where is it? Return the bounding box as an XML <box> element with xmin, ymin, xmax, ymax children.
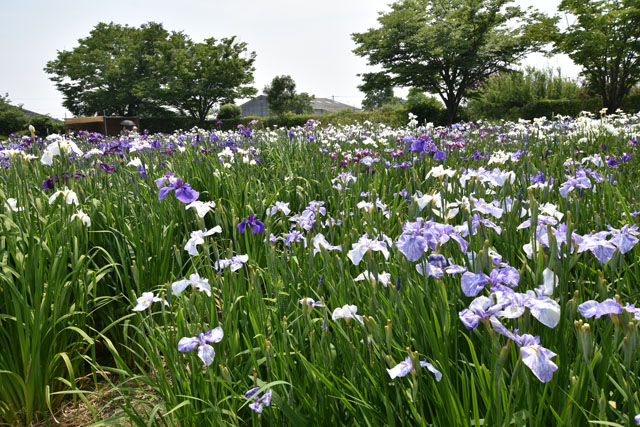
<box><xmin>490</xmin><ymin>317</ymin><xmax>557</xmax><ymax>383</ymax></box>
<box><xmin>177</xmin><ymin>327</ymin><xmax>224</xmax><ymax>367</ymax></box>
<box><xmin>576</xmin><ymin>231</ymin><xmax>617</xmax><ymax>264</ymax></box>
<box><xmin>459</xmin><ymin>295</ymin><xmax>504</xmax><ymax>330</ymax></box>
<box><xmin>578</xmin><ymin>298</ymin><xmax>623</xmax><ymax>319</ymax></box>
<box><xmin>395</xmin><ymin>218</ymin><xmax>468</xmax><ymax>262</ymax></box>
<box><xmin>245</xmin><ymin>387</ymin><xmax>272</xmax><ymax>413</ymax></box>
<box><xmin>460</xmin><ymin>266</ymin><xmax>519</xmax><ymax>297</ymax></box>
<box><xmin>607</xmin><ymin>224</ymin><xmax>639</xmax><ymax>254</ymax></box>
<box><xmin>559</xmin><ymin>173</ymin><xmax>591</xmax><ymax>198</ymax></box>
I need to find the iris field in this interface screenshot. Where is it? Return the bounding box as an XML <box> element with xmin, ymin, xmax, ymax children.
<box><xmin>1</xmin><ymin>112</ymin><xmax>640</xmax><ymax>426</ymax></box>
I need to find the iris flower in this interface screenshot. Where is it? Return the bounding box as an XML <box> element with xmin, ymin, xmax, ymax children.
<box><xmin>6</xmin><ymin>198</ymin><xmax>24</xmax><ymax>212</ymax></box>
<box><xmin>347</xmin><ymin>235</ymin><xmax>390</xmax><ymax>265</ymax></box>
<box><xmin>266</xmin><ymin>201</ymin><xmax>291</xmax><ymax>216</ymax></box>
<box><xmin>184</xmin><ymin>226</ymin><xmax>222</xmax><ymax>256</ymax></box>
<box><xmin>245</xmin><ymin>387</ymin><xmax>272</xmax><ymax>413</ymax></box>
<box><xmin>214</xmin><ymin>255</ymin><xmax>249</xmax><ymax>272</ymax></box>
<box><xmin>354</xmin><ymin>271</ymin><xmax>391</xmax><ymax>287</ymax></box>
<box><xmin>332</xmin><ymin>304</ymin><xmax>364</xmax><ymax>324</ymax></box>
<box><xmin>312</xmin><ymin>233</ymin><xmax>342</xmax><ymax>255</ymax></box>
<box><xmin>157</xmin><ymin>174</ymin><xmax>199</xmax><ymax>204</ymax></box>
<box><xmin>490</xmin><ymin>317</ymin><xmax>557</xmax><ymax>383</ymax></box>
<box><xmin>178</xmin><ymin>327</ymin><xmax>224</xmax><ymax>367</ymax></box>
<box><xmin>238</xmin><ymin>214</ymin><xmax>265</xmax><ymax>235</ymax></box>
<box><xmin>299</xmin><ymin>297</ymin><xmax>323</xmax><ymax>308</ymax></box>
<box><xmin>578</xmin><ymin>298</ymin><xmax>623</xmax><ymax>319</ymax></box>
<box><xmin>185</xmin><ymin>201</ymin><xmax>216</xmax><ymax>218</ymax></box>
<box><xmin>387</xmin><ymin>356</ymin><xmax>442</xmax><ymax>381</ymax></box>
<box><xmin>48</xmin><ymin>187</ymin><xmax>79</xmax><ymax>206</ymax></box>
<box><xmin>172</xmin><ymin>273</ymin><xmax>211</xmax><ymax>296</ymax></box>
<box><xmin>133</xmin><ymin>292</ymin><xmax>167</xmax><ymax>311</ymax></box>
<box><xmin>70</xmin><ymin>209</ymin><xmax>91</xmax><ymax>227</ymax></box>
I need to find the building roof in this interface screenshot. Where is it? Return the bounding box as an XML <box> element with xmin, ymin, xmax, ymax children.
<box><xmin>311</xmin><ymin>98</ymin><xmax>359</xmax><ymax>112</ymax></box>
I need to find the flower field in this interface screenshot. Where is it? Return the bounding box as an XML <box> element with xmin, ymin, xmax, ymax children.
<box><xmin>2</xmin><ymin>112</ymin><xmax>640</xmax><ymax>425</ymax></box>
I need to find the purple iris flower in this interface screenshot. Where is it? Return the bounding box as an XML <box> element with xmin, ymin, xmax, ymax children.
<box><xmin>245</xmin><ymin>388</ymin><xmax>272</xmax><ymax>413</ymax></box>
<box><xmin>433</xmin><ymin>149</ymin><xmax>446</xmax><ymax>161</ymax></box>
<box><xmin>157</xmin><ymin>175</ymin><xmax>199</xmax><ymax>204</ymax></box>
<box><xmin>238</xmin><ymin>214</ymin><xmax>265</xmax><ymax>235</ymax></box>
<box><xmin>177</xmin><ymin>327</ymin><xmax>224</xmax><ymax>367</ymax></box>
<box><xmin>99</xmin><ymin>163</ymin><xmax>115</xmax><ymax>173</ymax></box>
<box><xmin>42</xmin><ymin>177</ymin><xmax>54</xmax><ymax>190</ymax></box>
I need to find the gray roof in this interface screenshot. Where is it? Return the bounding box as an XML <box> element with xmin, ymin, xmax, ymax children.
<box><xmin>311</xmin><ymin>98</ymin><xmax>359</xmax><ymax>112</ymax></box>
<box><xmin>239</xmin><ymin>95</ymin><xmax>360</xmax><ymax>117</ymax></box>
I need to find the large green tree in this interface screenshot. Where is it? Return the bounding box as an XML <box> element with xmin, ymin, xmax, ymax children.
<box><xmin>263</xmin><ymin>75</ymin><xmax>314</xmax><ymax>116</ymax></box>
<box><xmin>555</xmin><ymin>0</ymin><xmax>640</xmax><ymax>113</ymax></box>
<box><xmin>159</xmin><ymin>36</ymin><xmax>257</xmax><ymax>125</ymax></box>
<box><xmin>352</xmin><ymin>0</ymin><xmax>555</xmax><ymax>123</ymax></box>
<box><xmin>45</xmin><ymin>23</ymin><xmax>256</xmax><ymax>121</ymax></box>
<box><xmin>45</xmin><ymin>22</ymin><xmax>170</xmax><ymax>116</ymax></box>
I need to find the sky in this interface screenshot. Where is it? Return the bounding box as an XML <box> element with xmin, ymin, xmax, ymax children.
<box><xmin>0</xmin><ymin>0</ymin><xmax>581</xmax><ymax>119</ymax></box>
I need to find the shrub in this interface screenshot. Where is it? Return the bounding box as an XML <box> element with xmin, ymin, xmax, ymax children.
<box><xmin>217</xmin><ymin>104</ymin><xmax>242</xmax><ymax>120</ymax></box>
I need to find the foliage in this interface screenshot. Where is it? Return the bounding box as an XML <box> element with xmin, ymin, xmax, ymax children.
<box><xmin>555</xmin><ymin>0</ymin><xmax>640</xmax><ymax>112</ymax></box>
<box><xmin>27</xmin><ymin>114</ymin><xmax>63</xmax><ymax>135</ymax></box>
<box><xmin>467</xmin><ymin>67</ymin><xmax>583</xmax><ymax>119</ymax></box>
<box><xmin>158</xmin><ymin>36</ymin><xmax>256</xmax><ymax>125</ymax></box>
<box><xmin>352</xmin><ymin>0</ymin><xmax>557</xmax><ymax>123</ymax></box>
<box><xmin>141</xmin><ymin>110</ymin><xmax>409</xmax><ymax>133</ymax></box>
<box><xmin>217</xmin><ymin>104</ymin><xmax>242</xmax><ymax>120</ymax></box>
<box><xmin>0</xmin><ymin>94</ymin><xmax>28</xmax><ymax>135</ymax></box>
<box><xmin>264</xmin><ymin>75</ymin><xmax>314</xmax><ymax>116</ymax></box>
<box><xmin>406</xmin><ymin>88</ymin><xmax>447</xmax><ymax>124</ymax></box>
<box><xmin>45</xmin><ymin>22</ymin><xmax>256</xmax><ymax>120</ymax></box>
<box><xmin>45</xmin><ymin>22</ymin><xmax>172</xmax><ymax>116</ymax></box>
<box><xmin>359</xmin><ymin>73</ymin><xmax>397</xmax><ymax>111</ymax></box>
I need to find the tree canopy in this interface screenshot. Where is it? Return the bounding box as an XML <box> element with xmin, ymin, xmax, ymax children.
<box><xmin>263</xmin><ymin>75</ymin><xmax>314</xmax><ymax>116</ymax></box>
<box><xmin>45</xmin><ymin>22</ymin><xmax>256</xmax><ymax>122</ymax></box>
<box><xmin>157</xmin><ymin>36</ymin><xmax>256</xmax><ymax>124</ymax></box>
<box><xmin>555</xmin><ymin>0</ymin><xmax>640</xmax><ymax>112</ymax></box>
<box><xmin>352</xmin><ymin>0</ymin><xmax>556</xmax><ymax>123</ymax></box>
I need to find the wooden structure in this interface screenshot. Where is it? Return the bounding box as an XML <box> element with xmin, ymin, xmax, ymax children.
<box><xmin>64</xmin><ymin>116</ymin><xmax>140</xmax><ymax>136</ymax></box>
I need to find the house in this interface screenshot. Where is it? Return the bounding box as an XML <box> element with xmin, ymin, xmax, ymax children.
<box><xmin>64</xmin><ymin>116</ymin><xmax>140</xmax><ymax>136</ymax></box>
<box><xmin>240</xmin><ymin>96</ymin><xmax>360</xmax><ymax>117</ymax></box>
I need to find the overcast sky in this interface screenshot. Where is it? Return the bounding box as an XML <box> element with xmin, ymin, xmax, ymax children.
<box><xmin>0</xmin><ymin>0</ymin><xmax>580</xmax><ymax>119</ymax></box>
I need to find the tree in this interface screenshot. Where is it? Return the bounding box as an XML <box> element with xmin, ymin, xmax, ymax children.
<box><xmin>45</xmin><ymin>23</ymin><xmax>257</xmax><ymax>122</ymax></box>
<box><xmin>352</xmin><ymin>0</ymin><xmax>555</xmax><ymax>123</ymax></box>
<box><xmin>555</xmin><ymin>0</ymin><xmax>640</xmax><ymax>113</ymax></box>
<box><xmin>263</xmin><ymin>75</ymin><xmax>314</xmax><ymax>116</ymax></box>
<box><xmin>45</xmin><ymin>22</ymin><xmax>171</xmax><ymax>116</ymax></box>
<box><xmin>359</xmin><ymin>73</ymin><xmax>396</xmax><ymax>111</ymax></box>
<box><xmin>159</xmin><ymin>36</ymin><xmax>257</xmax><ymax>125</ymax></box>
<box><xmin>0</xmin><ymin>94</ymin><xmax>28</xmax><ymax>135</ymax></box>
